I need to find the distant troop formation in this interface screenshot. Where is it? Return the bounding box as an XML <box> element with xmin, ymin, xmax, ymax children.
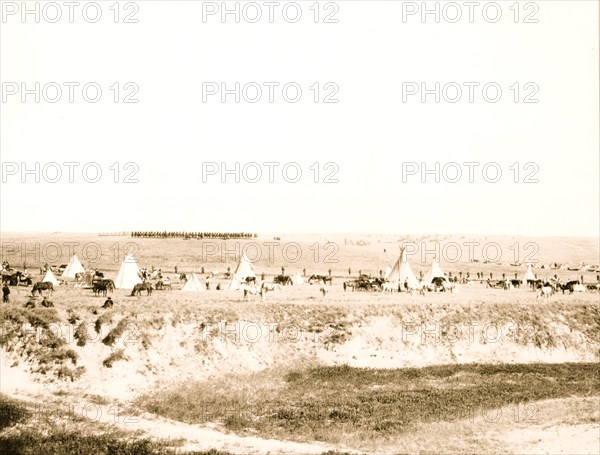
<box><xmin>130</xmin><ymin>231</ymin><xmax>257</xmax><ymax>239</ymax></box>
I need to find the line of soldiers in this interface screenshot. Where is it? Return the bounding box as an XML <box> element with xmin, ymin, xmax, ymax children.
<box><xmin>131</xmin><ymin>231</ymin><xmax>257</xmax><ymax>239</ymax></box>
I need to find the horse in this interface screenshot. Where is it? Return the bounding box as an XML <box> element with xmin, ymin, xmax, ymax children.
<box><xmin>381</xmin><ymin>282</ymin><xmax>396</xmax><ymax>293</ymax></box>
<box><xmin>343</xmin><ymin>280</ymin><xmax>356</xmax><ymax>292</ymax></box>
<box><xmin>93</xmin><ymin>282</ymin><xmax>108</xmax><ymax>296</ymax></box>
<box><xmin>32</xmin><ymin>281</ymin><xmax>53</xmax><ymax>296</ymax></box>
<box><xmin>308</xmin><ymin>275</ymin><xmax>332</xmax><ymax>285</ymax></box>
<box><xmin>9</xmin><ymin>272</ymin><xmax>32</xmax><ymax>286</ymax></box>
<box><xmin>244</xmin><ymin>276</ymin><xmax>257</xmax><ymax>285</ymax></box>
<box><xmin>131</xmin><ymin>282</ymin><xmax>153</xmax><ymax>296</ymax></box>
<box><xmin>273</xmin><ymin>275</ymin><xmax>293</xmax><ymax>286</ymax></box>
<box><xmin>241</xmin><ymin>284</ymin><xmax>264</xmax><ymax>301</ymax></box>
<box><xmin>155</xmin><ymin>280</ymin><xmax>172</xmax><ymax>290</ymax></box>
<box><xmin>442</xmin><ymin>281</ymin><xmax>455</xmax><ymax>293</ymax></box>
<box><xmin>536</xmin><ymin>285</ymin><xmax>554</xmax><ymax>299</ymax></box>
<box><xmin>559</xmin><ymin>280</ymin><xmax>579</xmax><ymax>294</ymax></box>
<box><xmin>261</xmin><ymin>282</ymin><xmax>282</xmax><ymax>293</ymax></box>
<box><xmin>510</xmin><ymin>279</ymin><xmax>522</xmax><ymax>288</ymax></box>
<box><xmin>406</xmin><ymin>282</ymin><xmax>426</xmax><ymax>296</ymax></box>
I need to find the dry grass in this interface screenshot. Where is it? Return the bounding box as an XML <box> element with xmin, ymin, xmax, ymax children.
<box><xmin>136</xmin><ymin>363</ymin><xmax>600</xmax><ymax>448</ymax></box>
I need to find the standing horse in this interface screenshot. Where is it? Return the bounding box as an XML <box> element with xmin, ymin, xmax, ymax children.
<box><xmin>241</xmin><ymin>284</ymin><xmax>264</xmax><ymax>301</ymax></box>
<box><xmin>32</xmin><ymin>281</ymin><xmax>53</xmax><ymax>296</ymax></box>
<box><xmin>131</xmin><ymin>282</ymin><xmax>153</xmax><ymax>296</ymax></box>
<box><xmin>537</xmin><ymin>286</ymin><xmax>554</xmax><ymax>299</ymax></box>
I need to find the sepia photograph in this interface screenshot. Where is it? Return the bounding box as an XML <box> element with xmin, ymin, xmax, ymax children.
<box><xmin>1</xmin><ymin>1</ymin><xmax>599</xmax><ymax>454</ymax></box>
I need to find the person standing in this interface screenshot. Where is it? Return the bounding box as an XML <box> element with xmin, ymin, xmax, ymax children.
<box><xmin>2</xmin><ymin>284</ymin><xmax>10</xmax><ymax>303</ymax></box>
<box><xmin>205</xmin><ymin>276</ymin><xmax>210</xmax><ymax>290</ymax></box>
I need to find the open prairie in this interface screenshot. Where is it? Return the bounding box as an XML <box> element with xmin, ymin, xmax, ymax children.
<box><xmin>1</xmin><ymin>232</ymin><xmax>599</xmax><ymax>454</ymax></box>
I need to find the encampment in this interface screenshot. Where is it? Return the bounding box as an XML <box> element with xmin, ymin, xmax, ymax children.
<box><xmin>42</xmin><ymin>268</ymin><xmax>60</xmax><ymax>286</ymax></box>
<box><xmin>114</xmin><ymin>254</ymin><xmax>143</xmax><ymax>289</ymax></box>
<box><xmin>226</xmin><ymin>254</ymin><xmax>256</xmax><ymax>291</ymax></box>
<box><xmin>522</xmin><ymin>264</ymin><xmax>536</xmax><ymax>285</ymax></box>
<box><xmin>61</xmin><ymin>254</ymin><xmax>85</xmax><ymax>278</ymax></box>
<box><xmin>386</xmin><ymin>248</ymin><xmax>419</xmax><ymax>288</ymax></box>
<box><xmin>293</xmin><ymin>271</ymin><xmax>304</xmax><ymax>285</ymax></box>
<box><xmin>181</xmin><ymin>273</ymin><xmax>204</xmax><ymax>291</ymax></box>
<box><xmin>422</xmin><ymin>258</ymin><xmax>447</xmax><ymax>287</ymax></box>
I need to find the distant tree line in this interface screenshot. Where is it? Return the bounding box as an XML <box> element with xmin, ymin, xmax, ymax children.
<box><xmin>131</xmin><ymin>231</ymin><xmax>257</xmax><ymax>239</ymax></box>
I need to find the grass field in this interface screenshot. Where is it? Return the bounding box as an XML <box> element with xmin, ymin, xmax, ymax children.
<box><xmin>1</xmin><ymin>232</ymin><xmax>599</xmax><ymax>454</ymax></box>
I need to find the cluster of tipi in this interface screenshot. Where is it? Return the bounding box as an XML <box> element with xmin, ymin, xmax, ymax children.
<box><xmin>40</xmin><ymin>254</ymin><xmax>146</xmax><ymax>289</ymax></box>
<box><xmin>384</xmin><ymin>248</ymin><xmax>445</xmax><ymax>288</ymax></box>
<box><xmin>40</xmin><ymin>255</ymin><xmax>88</xmax><ymax>286</ymax></box>
<box><xmin>41</xmin><ymin>253</ymin><xmax>304</xmax><ymax>292</ymax></box>
<box><xmin>383</xmin><ymin>249</ymin><xmax>537</xmax><ymax>287</ymax></box>
<box><xmin>42</xmin><ymin>251</ymin><xmax>539</xmax><ymax>290</ymax></box>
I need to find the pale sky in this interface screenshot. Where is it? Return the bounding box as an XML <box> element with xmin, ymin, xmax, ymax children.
<box><xmin>1</xmin><ymin>1</ymin><xmax>598</xmax><ymax>236</ymax></box>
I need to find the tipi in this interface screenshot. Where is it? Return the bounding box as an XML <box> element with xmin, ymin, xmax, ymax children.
<box><xmin>114</xmin><ymin>254</ymin><xmax>143</xmax><ymax>289</ymax></box>
<box><xmin>522</xmin><ymin>264</ymin><xmax>535</xmax><ymax>286</ymax></box>
<box><xmin>387</xmin><ymin>248</ymin><xmax>419</xmax><ymax>288</ymax></box>
<box><xmin>181</xmin><ymin>273</ymin><xmax>204</xmax><ymax>291</ymax></box>
<box><xmin>422</xmin><ymin>258</ymin><xmax>447</xmax><ymax>287</ymax></box>
<box><xmin>62</xmin><ymin>254</ymin><xmax>85</xmax><ymax>278</ymax></box>
<box><xmin>42</xmin><ymin>268</ymin><xmax>60</xmax><ymax>285</ymax></box>
<box><xmin>383</xmin><ymin>266</ymin><xmax>392</xmax><ymax>280</ymax></box>
<box><xmin>226</xmin><ymin>254</ymin><xmax>256</xmax><ymax>290</ymax></box>
<box><xmin>293</xmin><ymin>271</ymin><xmax>304</xmax><ymax>285</ymax></box>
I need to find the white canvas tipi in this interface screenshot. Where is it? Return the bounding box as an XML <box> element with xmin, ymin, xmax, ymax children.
<box><xmin>181</xmin><ymin>273</ymin><xmax>204</xmax><ymax>291</ymax></box>
<box><xmin>422</xmin><ymin>258</ymin><xmax>447</xmax><ymax>287</ymax></box>
<box><xmin>42</xmin><ymin>268</ymin><xmax>60</xmax><ymax>285</ymax></box>
<box><xmin>114</xmin><ymin>254</ymin><xmax>143</xmax><ymax>289</ymax></box>
<box><xmin>383</xmin><ymin>266</ymin><xmax>392</xmax><ymax>280</ymax></box>
<box><xmin>387</xmin><ymin>248</ymin><xmax>419</xmax><ymax>288</ymax></box>
<box><xmin>227</xmin><ymin>254</ymin><xmax>256</xmax><ymax>291</ymax></box>
<box><xmin>293</xmin><ymin>271</ymin><xmax>304</xmax><ymax>285</ymax></box>
<box><xmin>522</xmin><ymin>264</ymin><xmax>535</xmax><ymax>285</ymax></box>
<box><xmin>62</xmin><ymin>254</ymin><xmax>85</xmax><ymax>278</ymax></box>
